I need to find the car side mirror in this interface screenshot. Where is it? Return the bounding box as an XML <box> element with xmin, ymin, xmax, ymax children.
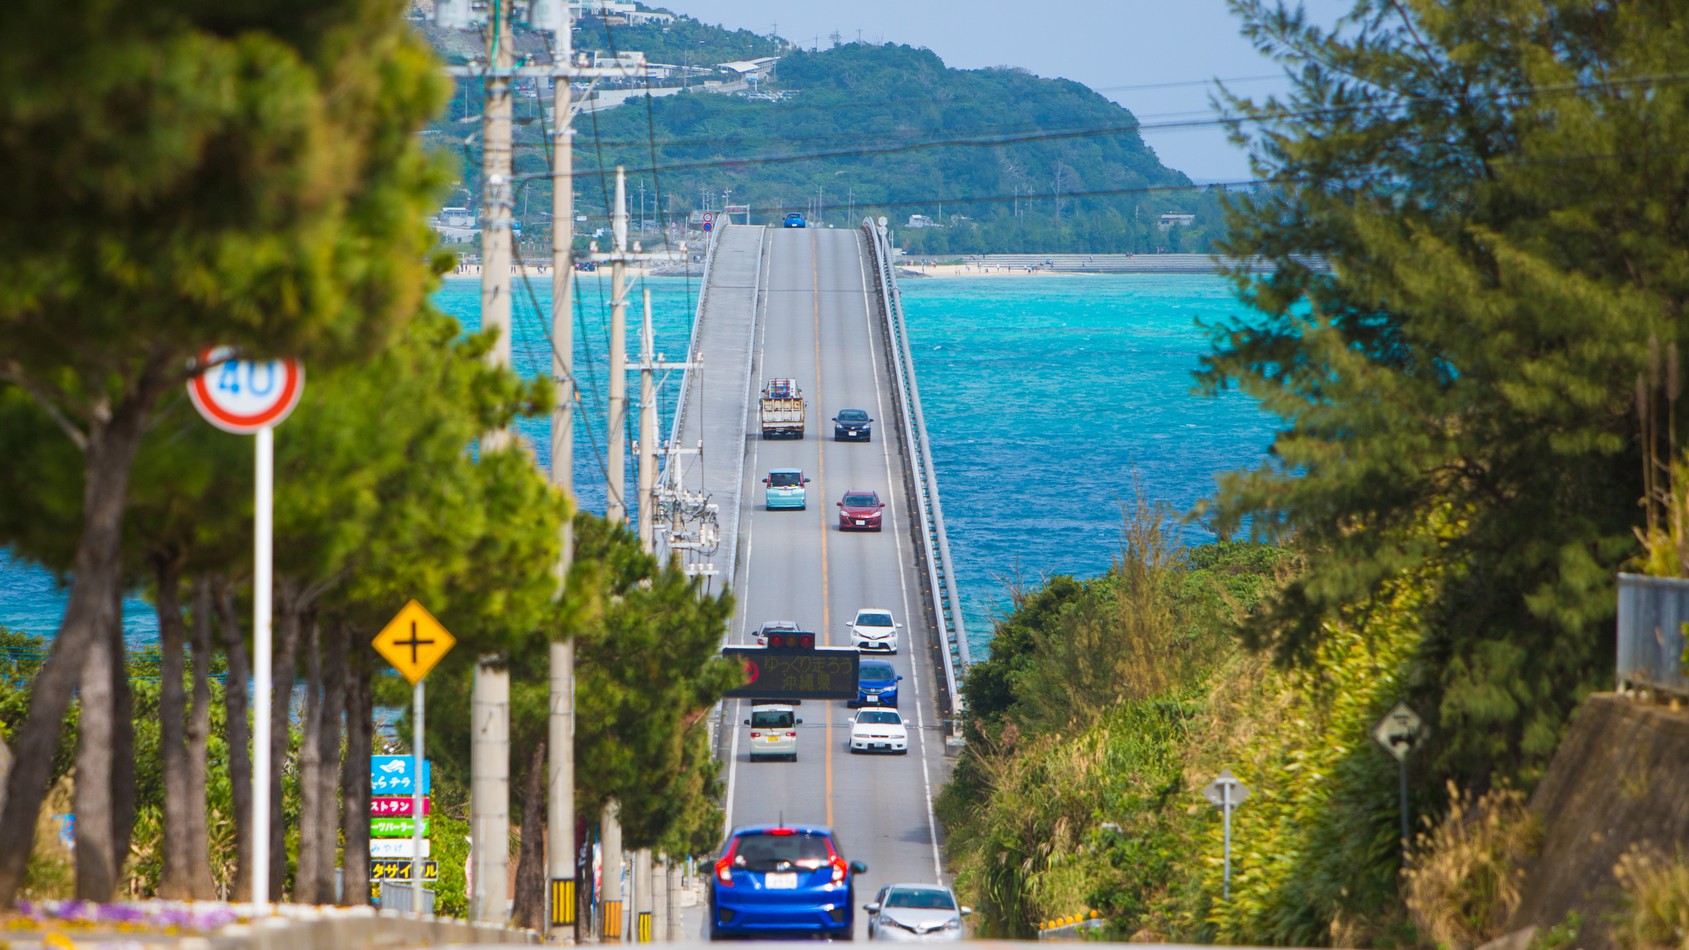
<box><xmin>761</xmin><ymin>478</ymin><xmax>769</xmax><ymax>485</ymax></box>
<box><xmin>837</xmin><ymin>502</ymin><xmax>844</xmax><ymax>508</ymax></box>
<box><xmin>849</xmin><ymin>861</ymin><xmax>868</xmax><ymax>874</ymax></box>
<box><xmin>961</xmin><ymin>907</ymin><xmax>974</xmax><ymax>916</ymax></box>
<box><xmin>896</xmin><ymin>675</ymin><xmax>904</xmax><ymax>681</ymax></box>
<box><xmin>847</xmin><ymin>716</ymin><xmax>856</xmax><ymax>724</ymax></box>
<box><xmin>796</xmin><ymin>718</ymin><xmax>804</xmax><ymax>725</ymax></box>
<box><xmin>804</xmin><ymin>477</ymin><xmax>811</xmax><ymax>483</ymax></box>
<box><xmin>864</xmin><ymin>902</ymin><xmax>881</xmax><ymax>914</ymax></box>
<box><xmin>877</xmin><ymin>503</ymin><xmax>885</xmax><ymax>509</ymax></box>
<box><xmin>742</xmin><ymin>719</ymin><xmax>750</xmax><ymax>725</ymax></box>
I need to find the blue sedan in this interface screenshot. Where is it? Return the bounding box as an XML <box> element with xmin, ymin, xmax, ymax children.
<box><xmin>783</xmin><ymin>212</ymin><xmax>807</xmax><ymax>228</ymax></box>
<box><xmin>708</xmin><ymin>824</ymin><xmax>868</xmax><ymax>940</ymax></box>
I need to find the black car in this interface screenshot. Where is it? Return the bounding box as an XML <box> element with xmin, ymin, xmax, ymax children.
<box><xmin>832</xmin><ymin>408</ymin><xmax>873</xmax><ymax>442</ymax></box>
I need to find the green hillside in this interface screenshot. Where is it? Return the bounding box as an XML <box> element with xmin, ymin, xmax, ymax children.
<box><xmin>421</xmin><ymin>6</ymin><xmax>1220</xmax><ymax>254</ymax></box>
<box><xmin>578</xmin><ymin>43</ymin><xmax>1211</xmax><ymax>253</ymax></box>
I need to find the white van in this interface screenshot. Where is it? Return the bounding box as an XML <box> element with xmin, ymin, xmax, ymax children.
<box><xmin>745</xmin><ymin>704</ymin><xmax>801</xmax><ymax>762</ymax></box>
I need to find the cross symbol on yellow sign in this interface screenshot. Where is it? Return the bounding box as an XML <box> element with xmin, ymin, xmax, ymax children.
<box><xmin>373</xmin><ymin>600</ymin><xmax>456</xmax><ymax>684</ymax></box>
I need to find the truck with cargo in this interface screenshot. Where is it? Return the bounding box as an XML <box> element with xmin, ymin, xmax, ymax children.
<box><xmin>759</xmin><ymin>378</ymin><xmax>806</xmax><ymax>439</ymax></box>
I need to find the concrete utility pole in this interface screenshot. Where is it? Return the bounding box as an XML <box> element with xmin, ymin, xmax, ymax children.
<box><xmin>650</xmin><ymin>856</ymin><xmax>668</xmax><ymax>943</ymax></box>
<box><xmin>601</xmin><ymin>802</ymin><xmax>625</xmax><ymax>940</ymax></box>
<box><xmin>547</xmin><ymin>4</ymin><xmax>578</xmax><ymax>941</ymax></box>
<box><xmin>666</xmin><ymin>861</ymin><xmax>685</xmax><ymax>942</ymax></box>
<box><xmin>638</xmin><ymin>289</ymin><xmax>657</xmax><ymax>549</ymax></box>
<box><xmin>634</xmin><ymin>848</ymin><xmax>653</xmax><ymax>942</ymax></box>
<box><xmin>607</xmin><ymin>168</ymin><xmax>630</xmax><ymax>527</ymax></box>
<box><xmin>472</xmin><ymin>0</ymin><xmax>514</xmax><ymax>925</ymax></box>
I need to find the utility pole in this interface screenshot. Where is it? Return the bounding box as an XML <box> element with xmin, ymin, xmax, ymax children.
<box><xmin>607</xmin><ymin>169</ymin><xmax>629</xmax><ymax>527</ymax></box>
<box><xmin>638</xmin><ymin>289</ymin><xmax>657</xmax><ymax>549</ymax></box>
<box><xmin>472</xmin><ymin>0</ymin><xmax>514</xmax><ymax>927</ymax></box>
<box><xmin>634</xmin><ymin>848</ymin><xmax>653</xmax><ymax>942</ymax></box>
<box><xmin>546</xmin><ymin>2</ymin><xmax>578</xmax><ymax>941</ymax></box>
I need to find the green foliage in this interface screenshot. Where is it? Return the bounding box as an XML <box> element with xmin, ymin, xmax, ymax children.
<box><xmin>428</xmin><ymin>810</ymin><xmax>473</xmax><ymax>919</ymax></box>
<box><xmin>1613</xmin><ymin>849</ymin><xmax>1689</xmax><ymax>950</ymax></box>
<box><xmin>940</xmin><ymin>537</ymin><xmax>1294</xmax><ymax>938</ymax></box>
<box><xmin>569</xmin><ymin>514</ymin><xmax>737</xmax><ymax>855</ymax></box>
<box><xmin>574</xmin><ymin>10</ymin><xmax>779</xmax><ymax>65</ymax></box>
<box><xmin>1200</xmin><ymin>0</ymin><xmax>1689</xmax><ymax>791</ymax></box>
<box><xmin>555</xmin><ymin>42</ymin><xmax>1200</xmax><ymax>253</ymax></box>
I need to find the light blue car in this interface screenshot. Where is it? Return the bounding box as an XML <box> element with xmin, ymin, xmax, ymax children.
<box><xmin>763</xmin><ymin>468</ymin><xmax>811</xmax><ymax>510</ymax></box>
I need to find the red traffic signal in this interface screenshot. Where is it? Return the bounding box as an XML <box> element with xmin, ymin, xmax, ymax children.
<box><xmin>765</xmin><ymin>632</ymin><xmax>816</xmax><ymax>650</ymax></box>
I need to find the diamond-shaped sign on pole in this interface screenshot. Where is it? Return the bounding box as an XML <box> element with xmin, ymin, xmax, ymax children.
<box><xmin>1372</xmin><ymin>701</ymin><xmax>1427</xmax><ymax>762</ymax></box>
<box><xmin>1202</xmin><ymin>770</ymin><xmax>1250</xmax><ymax>808</ymax></box>
<box><xmin>373</xmin><ymin>600</ymin><xmax>456</xmax><ymax>684</ymax></box>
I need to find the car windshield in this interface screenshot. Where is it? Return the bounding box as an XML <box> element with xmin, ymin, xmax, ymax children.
<box><xmin>750</xmin><ymin>710</ymin><xmax>793</xmax><ymax>728</ymax></box>
<box><xmin>838</xmin><ymin>409</ymin><xmax>868</xmax><ymax>422</ymax></box>
<box><xmin>768</xmin><ymin>472</ymin><xmax>803</xmax><ymax>487</ymax></box>
<box><xmin>857</xmin><ymin>711</ymin><xmax>900</xmax><ymax>725</ymax></box>
<box><xmin>760</xmin><ymin>621</ymin><xmax>798</xmax><ymax>634</ymax></box>
<box><xmin>861</xmin><ymin>662</ymin><xmax>895</xmax><ymax>684</ymax></box>
<box><xmin>843</xmin><ymin>493</ymin><xmax>878</xmax><ymax>508</ymax></box>
<box><xmin>732</xmin><ymin>832</ymin><xmax>831</xmax><ymax>871</ymax></box>
<box><xmin>856</xmin><ymin>612</ymin><xmax>893</xmax><ymax>627</ymax></box>
<box><xmin>885</xmin><ymin>888</ymin><xmax>956</xmax><ymax>910</ymax></box>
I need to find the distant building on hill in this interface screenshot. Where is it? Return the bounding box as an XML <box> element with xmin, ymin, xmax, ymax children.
<box><xmin>1157</xmin><ymin>213</ymin><xmax>1197</xmax><ymax>230</ymax></box>
<box><xmin>906</xmin><ymin>214</ymin><xmax>936</xmax><ymax>229</ymax></box>
<box><xmin>719</xmin><ymin>57</ymin><xmax>779</xmax><ymax>82</ymax></box>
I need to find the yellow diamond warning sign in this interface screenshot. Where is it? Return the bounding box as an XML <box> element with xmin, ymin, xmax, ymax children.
<box><xmin>374</xmin><ymin>600</ymin><xmax>456</xmax><ymax>684</ymax></box>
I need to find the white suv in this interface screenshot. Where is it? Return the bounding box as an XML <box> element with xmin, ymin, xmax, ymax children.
<box><xmin>745</xmin><ymin>704</ymin><xmax>801</xmax><ymax>762</ymax></box>
<box><xmin>846</xmin><ymin>608</ymin><xmax>901</xmax><ymax>653</ymax></box>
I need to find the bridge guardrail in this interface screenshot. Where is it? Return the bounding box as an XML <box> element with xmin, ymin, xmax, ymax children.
<box><xmin>1616</xmin><ymin>572</ymin><xmax>1689</xmax><ymax>698</ymax></box>
<box><xmin>861</xmin><ymin>219</ymin><xmax>970</xmax><ymax>731</ymax></box>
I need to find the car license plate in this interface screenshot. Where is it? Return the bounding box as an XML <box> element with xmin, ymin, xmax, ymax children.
<box><xmin>855</xmin><ymin>520</ymin><xmax>866</xmax><ymax>526</ymax></box>
<box><xmin>764</xmin><ymin>873</ymin><xmax>798</xmax><ymax>889</ymax></box>
<box><xmin>765</xmin><ymin>735</ymin><xmax>781</xmax><ymax>742</ymax></box>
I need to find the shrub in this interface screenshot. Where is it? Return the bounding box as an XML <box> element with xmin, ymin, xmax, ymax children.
<box><xmin>1403</xmin><ymin>783</ymin><xmax>1541</xmax><ymax>950</ymax></box>
<box><xmin>1613</xmin><ymin>847</ymin><xmax>1689</xmax><ymax>950</ymax></box>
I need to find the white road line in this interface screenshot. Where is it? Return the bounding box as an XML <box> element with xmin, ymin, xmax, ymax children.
<box><xmin>855</xmin><ymin>236</ymin><xmax>945</xmax><ymax>883</ymax></box>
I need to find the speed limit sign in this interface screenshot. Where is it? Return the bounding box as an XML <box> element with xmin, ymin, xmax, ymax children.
<box><xmin>702</xmin><ymin>211</ymin><xmax>715</xmax><ymax>232</ymax></box>
<box><xmin>187</xmin><ymin>347</ymin><xmax>305</xmax><ymax>434</ymax></box>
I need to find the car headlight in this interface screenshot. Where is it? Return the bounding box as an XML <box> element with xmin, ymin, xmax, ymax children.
<box><xmin>944</xmin><ymin>917</ymin><xmax>961</xmax><ymax>930</ymax></box>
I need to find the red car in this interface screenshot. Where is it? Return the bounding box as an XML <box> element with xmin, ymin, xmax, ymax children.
<box><xmin>837</xmin><ymin>490</ymin><xmax>885</xmax><ymax>532</ymax></box>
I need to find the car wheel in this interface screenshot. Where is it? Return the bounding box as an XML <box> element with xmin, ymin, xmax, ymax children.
<box><xmin>790</xmin><ymin>753</ymin><xmax>798</xmax><ymax>762</ymax></box>
<box><xmin>873</xmin><ymin>525</ymin><xmax>883</xmax><ymax>533</ymax></box>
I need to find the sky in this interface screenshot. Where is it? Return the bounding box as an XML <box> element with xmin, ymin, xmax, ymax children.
<box><xmin>661</xmin><ymin>0</ymin><xmax>1348</xmax><ymax>182</ymax></box>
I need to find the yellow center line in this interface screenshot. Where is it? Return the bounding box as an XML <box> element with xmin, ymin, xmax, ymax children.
<box><xmin>811</xmin><ymin>230</ymin><xmax>834</xmax><ymax>828</ymax></box>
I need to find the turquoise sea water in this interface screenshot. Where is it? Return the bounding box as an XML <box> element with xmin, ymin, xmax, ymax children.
<box><xmin>0</xmin><ymin>271</ymin><xmax>1277</xmax><ymax>658</ymax></box>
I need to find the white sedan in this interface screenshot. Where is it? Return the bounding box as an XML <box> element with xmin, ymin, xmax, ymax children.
<box><xmin>848</xmin><ymin>708</ymin><xmax>908</xmax><ymax>754</ymax></box>
<box><xmin>846</xmin><ymin>608</ymin><xmax>901</xmax><ymax>653</ymax></box>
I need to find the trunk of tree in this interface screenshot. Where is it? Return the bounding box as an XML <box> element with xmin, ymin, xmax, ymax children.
<box><xmin>108</xmin><ymin>597</ymin><xmax>136</xmax><ymax>895</ymax></box>
<box><xmin>313</xmin><ymin>621</ymin><xmax>346</xmax><ymax>905</ymax></box>
<box><xmin>186</xmin><ymin>577</ymin><xmax>216</xmax><ymax>898</ymax></box>
<box><xmin>340</xmin><ymin>645</ymin><xmax>372</xmax><ymax>906</ymax></box>
<box><xmin>74</xmin><ymin>608</ymin><xmax>118</xmax><ymax>899</ymax></box>
<box><xmin>156</xmin><ymin>553</ymin><xmax>193</xmax><ymax>899</ymax></box>
<box><xmin>296</xmin><ymin>613</ymin><xmax>326</xmax><ymax>902</ymax></box>
<box><xmin>269</xmin><ymin>591</ymin><xmax>302</xmax><ymax>898</ymax></box>
<box><xmin>0</xmin><ymin>380</ymin><xmax>156</xmax><ymax>907</ymax></box>
<box><xmin>219</xmin><ymin>580</ymin><xmax>253</xmax><ymax>901</ymax></box>
<box><xmin>511</xmin><ymin>739</ymin><xmax>548</xmax><ymax>932</ymax></box>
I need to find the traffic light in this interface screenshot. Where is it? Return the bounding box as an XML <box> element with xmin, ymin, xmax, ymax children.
<box><xmin>765</xmin><ymin>631</ymin><xmax>816</xmax><ymax>650</ymax></box>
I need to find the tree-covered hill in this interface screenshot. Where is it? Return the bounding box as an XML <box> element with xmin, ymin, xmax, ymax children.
<box><xmin>420</xmin><ymin>2</ymin><xmax>1222</xmax><ymax>255</ymax></box>
<box><xmin>578</xmin><ymin>43</ymin><xmax>1212</xmax><ymax>252</ymax></box>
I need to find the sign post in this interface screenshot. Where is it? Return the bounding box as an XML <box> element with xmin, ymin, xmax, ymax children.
<box><xmin>186</xmin><ymin>347</ymin><xmax>304</xmax><ymax>912</ymax></box>
<box><xmin>374</xmin><ymin>600</ymin><xmax>456</xmax><ymax>905</ymax></box>
<box><xmin>1202</xmin><ymin>770</ymin><xmax>1250</xmax><ymax>900</ymax></box>
<box><xmin>1373</xmin><ymin>701</ymin><xmax>1427</xmax><ymax>851</ymax></box>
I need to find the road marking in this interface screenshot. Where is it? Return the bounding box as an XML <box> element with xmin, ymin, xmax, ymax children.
<box><xmin>855</xmin><ymin>233</ymin><xmax>945</xmax><ymax>882</ymax></box>
<box><xmin>810</xmin><ymin>229</ymin><xmax>835</xmax><ymax>829</ymax></box>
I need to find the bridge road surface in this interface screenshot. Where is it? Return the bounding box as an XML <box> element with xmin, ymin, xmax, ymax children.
<box><xmin>704</xmin><ymin>224</ymin><xmax>951</xmax><ymax>938</ymax></box>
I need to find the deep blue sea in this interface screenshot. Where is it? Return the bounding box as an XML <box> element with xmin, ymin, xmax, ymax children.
<box><xmin>0</xmin><ymin>272</ymin><xmax>1277</xmax><ymax>658</ymax></box>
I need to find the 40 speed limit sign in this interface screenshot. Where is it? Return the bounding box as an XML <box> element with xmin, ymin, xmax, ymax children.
<box><xmin>187</xmin><ymin>347</ymin><xmax>304</xmax><ymax>433</ymax></box>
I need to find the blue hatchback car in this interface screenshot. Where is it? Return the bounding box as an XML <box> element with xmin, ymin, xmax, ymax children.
<box><xmin>851</xmin><ymin>658</ymin><xmax>902</xmax><ymax>708</ymax></box>
<box><xmin>708</xmin><ymin>824</ymin><xmax>868</xmax><ymax>940</ymax></box>
<box><xmin>783</xmin><ymin>212</ymin><xmax>807</xmax><ymax>228</ymax></box>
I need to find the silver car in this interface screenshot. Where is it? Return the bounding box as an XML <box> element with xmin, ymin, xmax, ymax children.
<box><xmin>864</xmin><ymin>883</ymin><xmax>971</xmax><ymax>941</ymax></box>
